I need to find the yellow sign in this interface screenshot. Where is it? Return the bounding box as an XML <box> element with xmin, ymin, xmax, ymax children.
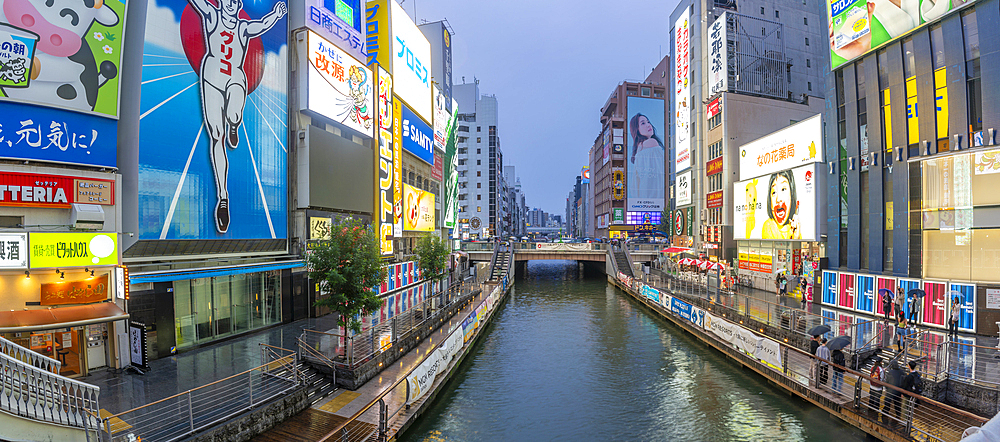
<box><xmin>935</xmin><ymin>67</ymin><xmax>949</xmax><ymax>140</ymax></box>
<box><xmin>29</xmin><ymin>232</ymin><xmax>119</xmax><ymax>269</ymax></box>
<box><xmin>403</xmin><ymin>184</ymin><xmax>435</xmax><ymax>232</ymax></box>
<box><xmin>882</xmin><ymin>89</ymin><xmax>893</xmax><ymax>154</ymax></box>
<box><xmin>906</xmin><ymin>77</ymin><xmax>918</xmax><ymax>145</ymax></box>
<box><xmin>886</xmin><ymin>201</ymin><xmax>894</xmax><ymax>229</ymax></box>
<box><xmin>309</xmin><ymin>217</ymin><xmax>331</xmax><ymax>240</ymax></box>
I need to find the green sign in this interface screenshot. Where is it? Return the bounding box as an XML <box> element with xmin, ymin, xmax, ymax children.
<box><xmin>612</xmin><ymin>208</ymin><xmax>625</xmax><ymax>224</ymax></box>
<box><xmin>686</xmin><ymin>207</ymin><xmax>694</xmax><ymax>237</ymax></box>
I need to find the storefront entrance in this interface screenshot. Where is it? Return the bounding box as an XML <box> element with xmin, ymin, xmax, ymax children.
<box><xmin>3</xmin><ymin>328</ymin><xmax>90</xmax><ymax>377</ymax></box>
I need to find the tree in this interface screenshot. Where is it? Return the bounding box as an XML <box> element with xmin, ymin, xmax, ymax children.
<box><xmin>657</xmin><ymin>210</ymin><xmax>672</xmax><ymax>236</ymax></box>
<box><xmin>308</xmin><ymin>217</ymin><xmax>387</xmax><ymax>337</ymax></box>
<box><xmin>415</xmin><ymin>234</ymin><xmax>449</xmax><ymax>284</ymax></box>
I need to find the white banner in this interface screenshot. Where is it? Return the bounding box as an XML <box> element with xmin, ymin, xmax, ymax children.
<box><xmin>676</xmin><ymin>170</ymin><xmax>692</xmax><ymax>207</ymax></box>
<box><xmin>704</xmin><ymin>313</ymin><xmax>737</xmax><ymax>343</ymax></box>
<box><xmin>708</xmin><ymin>13</ymin><xmax>728</xmax><ymax>96</ymax></box>
<box><xmin>534</xmin><ymin>243</ymin><xmax>594</xmax><ymax>251</ymax></box>
<box><xmin>754</xmin><ymin>337</ymin><xmax>783</xmax><ymax>368</ymax></box>
<box><xmin>738</xmin><ymin>114</ymin><xmax>823</xmax><ymax>181</ymax></box>
<box><xmin>674</xmin><ymin>9</ymin><xmax>692</xmax><ymax>173</ymax></box>
<box><xmin>733</xmin><ymin>326</ymin><xmax>762</xmax><ymax>355</ymax></box>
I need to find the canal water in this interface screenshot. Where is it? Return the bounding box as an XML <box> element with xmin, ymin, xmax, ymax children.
<box><xmin>400</xmin><ymin>261</ymin><xmax>868</xmax><ymax>442</ymax></box>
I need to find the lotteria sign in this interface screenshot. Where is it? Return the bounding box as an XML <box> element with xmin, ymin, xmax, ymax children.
<box><xmin>0</xmin><ymin>172</ymin><xmax>114</xmax><ymax>208</ymax></box>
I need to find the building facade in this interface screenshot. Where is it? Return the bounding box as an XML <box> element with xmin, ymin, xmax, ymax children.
<box><xmin>454</xmin><ymin>81</ymin><xmax>507</xmax><ymax>239</ymax></box>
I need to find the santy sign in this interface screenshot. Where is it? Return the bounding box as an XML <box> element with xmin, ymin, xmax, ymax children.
<box><xmin>0</xmin><ymin>172</ymin><xmax>114</xmax><ymax>208</ymax></box>
<box><xmin>739</xmin><ymin>114</ymin><xmax>823</xmax><ymax>181</ymax></box>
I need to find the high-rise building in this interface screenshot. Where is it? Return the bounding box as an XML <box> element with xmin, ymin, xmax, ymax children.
<box><xmin>817</xmin><ymin>0</ymin><xmax>994</xmax><ymax>333</ymax></box>
<box><xmin>455</xmin><ymin>81</ymin><xmax>506</xmax><ymax>239</ymax></box>
<box><xmin>668</xmin><ymin>0</ymin><xmax>830</xmax><ymax>263</ymax></box>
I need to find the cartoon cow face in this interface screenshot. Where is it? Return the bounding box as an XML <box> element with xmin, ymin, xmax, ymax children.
<box><xmin>1</xmin><ymin>0</ymin><xmax>120</xmax><ymax>111</ymax></box>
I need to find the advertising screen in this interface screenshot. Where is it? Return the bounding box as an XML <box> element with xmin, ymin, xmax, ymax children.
<box><xmin>673</xmin><ymin>9</ymin><xmax>691</xmax><ymax>173</ymax></box>
<box><xmin>734</xmin><ymin>164</ymin><xmax>818</xmax><ymax>241</ymax></box>
<box><xmin>626</xmin><ymin>97</ymin><xmax>665</xmax><ymax>212</ymax></box>
<box><xmin>739</xmin><ymin>114</ymin><xmax>823</xmax><ymax>180</ymax></box>
<box><xmin>400</xmin><ymin>101</ymin><xmax>433</xmax><ymax>165</ymax></box>
<box><xmin>403</xmin><ymin>183</ymin><xmax>434</xmax><ymax>231</ymax></box>
<box><xmin>389</xmin><ymin>0</ymin><xmax>431</xmax><ymax>123</ymax></box>
<box><xmin>305</xmin><ymin>31</ymin><xmax>374</xmax><ymax>138</ymax></box>
<box><xmin>376</xmin><ymin>66</ymin><xmax>394</xmax><ymax>255</ymax></box>
<box><xmin>828</xmin><ymin>0</ymin><xmax>972</xmax><ymax>69</ymax></box>
<box><xmin>676</xmin><ymin>170</ymin><xmax>692</xmax><ymax>207</ymax></box>
<box><xmin>138</xmin><ymin>0</ymin><xmax>288</xmax><ymax>240</ymax></box>
<box><xmin>303</xmin><ymin>0</ymin><xmax>365</xmax><ymax>63</ymax></box>
<box><xmin>0</xmin><ymin>0</ymin><xmax>127</xmax><ymax>168</ymax></box>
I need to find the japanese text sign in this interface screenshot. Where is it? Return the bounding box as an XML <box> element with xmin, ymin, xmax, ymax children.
<box><xmin>739</xmin><ymin>114</ymin><xmax>823</xmax><ymax>181</ymax></box>
<box><xmin>706</xmin><ymin>157</ymin><xmax>723</xmax><ymax>176</ymax></box>
<box><xmin>708</xmin><ymin>13</ymin><xmax>728</xmax><ymax>96</ymax></box>
<box><xmin>0</xmin><ymin>233</ymin><xmax>27</xmax><ymax>269</ymax></box>
<box><xmin>674</xmin><ymin>9</ymin><xmax>691</xmax><ymax>173</ymax></box>
<box><xmin>0</xmin><ymin>171</ymin><xmax>112</xmax><ymax>208</ymax></box>
<box><xmin>40</xmin><ymin>273</ymin><xmax>109</xmax><ymax>306</ymax></box>
<box><xmin>305</xmin><ymin>30</ymin><xmax>374</xmax><ymax>138</ymax></box>
<box><xmin>304</xmin><ymin>0</ymin><xmax>366</xmax><ymax>63</ymax></box>
<box><xmin>0</xmin><ymin>101</ymin><xmax>117</xmax><ymax>168</ymax></box>
<box><xmin>389</xmin><ymin>0</ymin><xmax>430</xmax><ymax>122</ymax></box>
<box><xmin>29</xmin><ymin>232</ymin><xmax>118</xmax><ymax>268</ymax></box>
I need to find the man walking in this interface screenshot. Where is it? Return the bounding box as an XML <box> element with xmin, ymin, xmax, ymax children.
<box><xmin>831</xmin><ymin>346</ymin><xmax>846</xmax><ymax>393</ymax></box>
<box><xmin>869</xmin><ymin>358</ymin><xmax>885</xmax><ymax>418</ymax></box>
<box><xmin>817</xmin><ymin>338</ymin><xmax>831</xmax><ymax>388</ymax></box>
<box><xmin>901</xmin><ymin>360</ymin><xmax>923</xmax><ymax>421</ymax></box>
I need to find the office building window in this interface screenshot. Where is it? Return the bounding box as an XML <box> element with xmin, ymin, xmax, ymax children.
<box><xmin>805</xmin><ymin>37</ymin><xmax>809</xmax><ymax>46</ymax></box>
<box><xmin>477</xmin><ymin>183</ymin><xmax>481</xmax><ymax>188</ymax></box>
<box><xmin>804</xmin><ymin>17</ymin><xmax>808</xmax><ymax>25</ymax></box>
<box><xmin>477</xmin><ymin>207</ymin><xmax>481</xmax><ymax>212</ymax></box>
<box><xmin>808</xmin><ymin>82</ymin><xmax>812</xmax><ymax>91</ymax></box>
<box><xmin>477</xmin><ymin>148</ymin><xmax>481</xmax><ymax>154</ymax></box>
<box><xmin>477</xmin><ymin>195</ymin><xmax>481</xmax><ymax>200</ymax></box>
<box><xmin>477</xmin><ymin>171</ymin><xmax>481</xmax><ymax>177</ymax></box>
<box><xmin>477</xmin><ymin>159</ymin><xmax>481</xmax><ymax>165</ymax></box>
<box><xmin>903</xmin><ymin>37</ymin><xmax>919</xmax><ymax>156</ymax></box>
<box><xmin>477</xmin><ymin>137</ymin><xmax>481</xmax><ymax>143</ymax></box>
<box><xmin>760</xmin><ymin>6</ymin><xmax>764</xmax><ymax>14</ymax></box>
<box><xmin>477</xmin><ymin>127</ymin><xmax>481</xmax><ymax>132</ymax></box>
<box><xmin>775</xmin><ymin>10</ymin><xmax>779</xmax><ymax>18</ymax></box>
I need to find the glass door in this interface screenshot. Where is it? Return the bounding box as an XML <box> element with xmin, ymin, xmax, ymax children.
<box><xmin>213</xmin><ymin>276</ymin><xmax>232</xmax><ymax>338</ymax></box>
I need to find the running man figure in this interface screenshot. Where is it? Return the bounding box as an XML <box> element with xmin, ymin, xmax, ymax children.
<box><xmin>187</xmin><ymin>0</ymin><xmax>286</xmax><ymax>233</ymax></box>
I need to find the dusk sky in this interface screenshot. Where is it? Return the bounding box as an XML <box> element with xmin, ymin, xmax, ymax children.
<box><xmin>409</xmin><ymin>0</ymin><xmax>679</xmax><ymax>216</ymax></box>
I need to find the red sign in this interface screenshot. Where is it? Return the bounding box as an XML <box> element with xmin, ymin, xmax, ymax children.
<box><xmin>0</xmin><ymin>172</ymin><xmax>114</xmax><ymax>208</ymax></box>
<box><xmin>432</xmin><ymin>151</ymin><xmax>443</xmax><ymax>181</ymax></box>
<box><xmin>707</xmin><ymin>98</ymin><xmax>721</xmax><ymax>118</ymax></box>
<box><xmin>706</xmin><ymin>157</ymin><xmax>723</xmax><ymax>176</ymax></box>
<box><xmin>707</xmin><ymin>191</ymin><xmax>723</xmax><ymax>208</ymax></box>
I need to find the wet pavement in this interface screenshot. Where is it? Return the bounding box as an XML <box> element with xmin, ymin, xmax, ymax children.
<box><xmin>87</xmin><ymin>315</ymin><xmax>338</xmax><ymax>414</ymax></box>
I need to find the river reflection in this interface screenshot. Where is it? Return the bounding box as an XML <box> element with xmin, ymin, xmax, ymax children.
<box><xmin>400</xmin><ymin>261</ymin><xmax>867</xmax><ymax>442</ymax></box>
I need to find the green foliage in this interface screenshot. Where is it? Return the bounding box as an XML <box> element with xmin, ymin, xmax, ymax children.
<box><xmin>307</xmin><ymin>217</ymin><xmax>388</xmax><ymax>334</ymax></box>
<box><xmin>415</xmin><ymin>235</ymin><xmax>449</xmax><ymax>282</ymax></box>
<box><xmin>658</xmin><ymin>210</ymin><xmax>671</xmax><ymax>234</ymax></box>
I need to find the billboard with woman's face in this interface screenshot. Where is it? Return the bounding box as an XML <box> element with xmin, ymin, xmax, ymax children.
<box><xmin>734</xmin><ymin>164</ymin><xmax>818</xmax><ymax>241</ymax></box>
<box><xmin>626</xmin><ymin>96</ymin><xmax>665</xmax><ymax>212</ymax></box>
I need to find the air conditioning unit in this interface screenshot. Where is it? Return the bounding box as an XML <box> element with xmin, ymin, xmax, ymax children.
<box><xmin>70</xmin><ymin>204</ymin><xmax>105</xmax><ymax>230</ymax></box>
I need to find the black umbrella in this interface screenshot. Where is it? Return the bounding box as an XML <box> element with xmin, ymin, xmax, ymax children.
<box><xmin>807</xmin><ymin>324</ymin><xmax>831</xmax><ymax>336</ymax></box>
<box><xmin>827</xmin><ymin>335</ymin><xmax>852</xmax><ymax>351</ymax></box>
<box><xmin>908</xmin><ymin>288</ymin><xmax>926</xmax><ymax>298</ymax></box>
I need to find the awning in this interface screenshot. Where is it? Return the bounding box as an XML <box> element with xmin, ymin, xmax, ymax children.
<box><xmin>0</xmin><ymin>302</ymin><xmax>129</xmax><ymax>333</ymax></box>
<box><xmin>130</xmin><ymin>260</ymin><xmax>305</xmax><ymax>284</ymax></box>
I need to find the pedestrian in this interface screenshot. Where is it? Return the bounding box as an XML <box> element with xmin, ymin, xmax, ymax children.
<box><xmin>800</xmin><ymin>275</ymin><xmax>808</xmax><ymax>310</ymax></box>
<box><xmin>817</xmin><ymin>338</ymin><xmax>831</xmax><ymax>387</ymax></box>
<box><xmin>901</xmin><ymin>360</ymin><xmax>924</xmax><ymax>415</ymax></box>
<box><xmin>894</xmin><ymin>287</ymin><xmax>906</xmax><ymax>322</ymax></box>
<box><xmin>869</xmin><ymin>358</ymin><xmax>885</xmax><ymax>418</ymax></box>
<box><xmin>908</xmin><ymin>293</ymin><xmax>920</xmax><ymax>323</ymax></box>
<box><xmin>831</xmin><ymin>346</ymin><xmax>846</xmax><ymax>393</ymax></box>
<box><xmin>885</xmin><ymin>361</ymin><xmax>905</xmax><ymax>426</ymax></box>
<box><xmin>882</xmin><ymin>290</ymin><xmax>893</xmax><ymax>322</ymax></box>
<box><xmin>948</xmin><ymin>296</ymin><xmax>961</xmax><ymax>340</ymax></box>
<box><xmin>810</xmin><ymin>334</ymin><xmax>821</xmax><ymax>355</ymax></box>
<box><xmin>895</xmin><ymin>318</ymin><xmax>908</xmax><ymax>353</ymax></box>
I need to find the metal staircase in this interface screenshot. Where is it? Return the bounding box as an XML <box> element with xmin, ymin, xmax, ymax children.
<box><xmin>612</xmin><ymin>245</ymin><xmax>634</xmax><ymax>278</ymax></box>
<box><xmin>489</xmin><ymin>243</ymin><xmax>511</xmax><ymax>282</ymax></box>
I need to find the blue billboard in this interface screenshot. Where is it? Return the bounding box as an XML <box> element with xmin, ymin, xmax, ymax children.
<box><xmin>0</xmin><ymin>101</ymin><xmax>117</xmax><ymax>168</ymax></box>
<box><xmin>137</xmin><ymin>0</ymin><xmax>288</xmax><ymax>240</ymax></box>
<box><xmin>400</xmin><ymin>101</ymin><xmax>433</xmax><ymax>165</ymax></box>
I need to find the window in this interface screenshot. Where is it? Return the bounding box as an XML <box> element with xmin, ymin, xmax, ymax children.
<box><xmin>477</xmin><ymin>137</ymin><xmax>481</xmax><ymax>143</ymax></box>
<box><xmin>477</xmin><ymin>159</ymin><xmax>481</xmax><ymax>165</ymax></box>
<box><xmin>477</xmin><ymin>183</ymin><xmax>481</xmax><ymax>188</ymax></box>
<box><xmin>930</xmin><ymin>25</ymin><xmax>949</xmax><ymax>151</ymax></box>
<box><xmin>805</xmin><ymin>37</ymin><xmax>809</xmax><ymax>46</ymax></box>
<box><xmin>903</xmin><ymin>37</ymin><xmax>919</xmax><ymax>155</ymax></box>
<box><xmin>775</xmin><ymin>10</ymin><xmax>779</xmax><ymax>18</ymax></box>
<box><xmin>760</xmin><ymin>6</ymin><xmax>764</xmax><ymax>14</ymax></box>
<box><xmin>708</xmin><ymin>112</ymin><xmax>722</xmax><ymax>129</ymax></box>
<box><xmin>836</xmin><ymin>70</ymin><xmax>849</xmax><ymax>263</ymax></box>
<box><xmin>477</xmin><ymin>195</ymin><xmax>481</xmax><ymax>200</ymax></box>
<box><xmin>806</xmin><ymin>59</ymin><xmax>811</xmax><ymax>68</ymax></box>
<box><xmin>804</xmin><ymin>17</ymin><xmax>808</xmax><ymax>25</ymax></box>
<box><xmin>477</xmin><ymin>171</ymin><xmax>481</xmax><ymax>177</ymax></box>
<box><xmin>477</xmin><ymin>207</ymin><xmax>481</xmax><ymax>212</ymax></box>
<box><xmin>808</xmin><ymin>81</ymin><xmax>812</xmax><ymax>91</ymax></box>
<box><xmin>477</xmin><ymin>127</ymin><xmax>481</xmax><ymax>132</ymax></box>
<box><xmin>641</xmin><ymin>87</ymin><xmax>651</xmax><ymax>97</ymax></box>
<box><xmin>858</xmin><ymin>63</ymin><xmax>870</xmax><ymax>269</ymax></box>
<box><xmin>477</xmin><ymin>148</ymin><xmax>481</xmax><ymax>154</ymax></box>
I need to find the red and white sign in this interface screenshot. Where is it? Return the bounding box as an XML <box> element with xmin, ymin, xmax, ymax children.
<box><xmin>707</xmin><ymin>157</ymin><xmax>723</xmax><ymax>176</ymax></box>
<box><xmin>432</xmin><ymin>151</ymin><xmax>443</xmax><ymax>181</ymax></box>
<box><xmin>0</xmin><ymin>172</ymin><xmax>114</xmax><ymax>208</ymax></box>
<box><xmin>707</xmin><ymin>98</ymin><xmax>721</xmax><ymax>119</ymax></box>
<box><xmin>707</xmin><ymin>191</ymin><xmax>723</xmax><ymax>208</ymax></box>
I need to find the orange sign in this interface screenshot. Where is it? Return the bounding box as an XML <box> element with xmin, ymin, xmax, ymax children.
<box><xmin>707</xmin><ymin>191</ymin><xmax>723</xmax><ymax>208</ymax></box>
<box><xmin>707</xmin><ymin>157</ymin><xmax>723</xmax><ymax>176</ymax></box>
<box><xmin>40</xmin><ymin>274</ymin><xmax>109</xmax><ymax>306</ymax></box>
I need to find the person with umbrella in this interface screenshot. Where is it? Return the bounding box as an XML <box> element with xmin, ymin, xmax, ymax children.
<box><xmin>816</xmin><ymin>337</ymin><xmax>831</xmax><ymax>387</ymax></box>
<box><xmin>949</xmin><ymin>296</ymin><xmax>962</xmax><ymax>340</ymax></box>
<box><xmin>908</xmin><ymin>289</ymin><xmax>923</xmax><ymax>323</ymax></box>
<box><xmin>828</xmin><ymin>336</ymin><xmax>851</xmax><ymax>393</ymax></box>
<box><xmin>894</xmin><ymin>287</ymin><xmax>906</xmax><ymax>322</ymax></box>
<box><xmin>880</xmin><ymin>288</ymin><xmax>894</xmax><ymax>322</ymax></box>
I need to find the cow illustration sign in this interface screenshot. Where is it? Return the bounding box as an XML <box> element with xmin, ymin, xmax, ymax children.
<box><xmin>138</xmin><ymin>0</ymin><xmax>288</xmax><ymax>240</ymax></box>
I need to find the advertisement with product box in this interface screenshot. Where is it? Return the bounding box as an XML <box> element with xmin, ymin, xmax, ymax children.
<box><xmin>734</xmin><ymin>163</ymin><xmax>822</xmax><ymax>241</ymax></box>
<box><xmin>626</xmin><ymin>97</ymin><xmax>665</xmax><ymax>212</ymax></box>
<box><xmin>303</xmin><ymin>30</ymin><xmax>374</xmax><ymax>138</ymax></box>
<box><xmin>403</xmin><ymin>183</ymin><xmax>434</xmax><ymax>232</ymax></box>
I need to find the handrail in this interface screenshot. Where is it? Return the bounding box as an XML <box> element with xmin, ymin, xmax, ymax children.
<box><xmin>0</xmin><ymin>350</ymin><xmax>100</xmax><ymax>430</ymax></box>
<box><xmin>0</xmin><ymin>335</ymin><xmax>61</xmax><ymax>373</ymax></box>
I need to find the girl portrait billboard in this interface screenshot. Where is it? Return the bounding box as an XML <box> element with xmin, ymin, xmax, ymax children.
<box><xmin>734</xmin><ymin>164</ymin><xmax>819</xmax><ymax>241</ymax></box>
<box><xmin>626</xmin><ymin>96</ymin><xmax>665</xmax><ymax>212</ymax></box>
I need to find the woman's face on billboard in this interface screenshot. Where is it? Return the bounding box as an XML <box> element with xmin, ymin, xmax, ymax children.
<box><xmin>770</xmin><ymin>175</ymin><xmax>792</xmax><ymax>225</ymax></box>
<box><xmin>638</xmin><ymin>116</ymin><xmax>654</xmax><ymax>137</ymax></box>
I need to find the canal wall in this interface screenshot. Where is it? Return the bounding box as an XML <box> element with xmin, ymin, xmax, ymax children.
<box><xmin>390</xmin><ymin>279</ymin><xmax>515</xmax><ymax>439</ymax></box>
<box><xmin>608</xmin><ymin>275</ymin><xmax>918</xmax><ymax>442</ymax></box>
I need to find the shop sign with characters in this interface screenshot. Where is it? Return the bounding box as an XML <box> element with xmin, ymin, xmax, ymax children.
<box><xmin>29</xmin><ymin>232</ymin><xmax>118</xmax><ymax>268</ymax></box>
<box><xmin>0</xmin><ymin>233</ymin><xmax>27</xmax><ymax>269</ymax></box>
<box><xmin>304</xmin><ymin>30</ymin><xmax>374</xmax><ymax>138</ymax></box>
<box><xmin>739</xmin><ymin>114</ymin><xmax>823</xmax><ymax>180</ymax></box>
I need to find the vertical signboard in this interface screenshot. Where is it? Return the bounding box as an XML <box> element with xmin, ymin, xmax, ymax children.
<box><xmin>443</xmin><ymin>99</ymin><xmax>459</xmax><ymax>229</ymax></box>
<box><xmin>389</xmin><ymin>0</ymin><xmax>431</xmax><ymax>122</ymax></box>
<box><xmin>376</xmin><ymin>67</ymin><xmax>394</xmax><ymax>255</ymax></box>
<box><xmin>0</xmin><ymin>0</ymin><xmax>127</xmax><ymax>168</ymax></box>
<box><xmin>676</xmin><ymin>170</ymin><xmax>692</xmax><ymax>207</ymax></box>
<box><xmin>673</xmin><ymin>9</ymin><xmax>691</xmax><ymax>173</ymax></box>
<box><xmin>626</xmin><ymin>97</ymin><xmax>665</xmax><ymax>212</ymax></box>
<box><xmin>364</xmin><ymin>0</ymin><xmax>391</xmax><ymax>69</ymax></box>
<box><xmin>392</xmin><ymin>95</ymin><xmax>404</xmax><ymax>236</ymax></box>
<box><xmin>838</xmin><ymin>272</ymin><xmax>855</xmax><ymax>311</ymax></box>
<box><xmin>138</xmin><ymin>0</ymin><xmax>288</xmax><ymax>239</ymax></box>
<box><xmin>708</xmin><ymin>12</ymin><xmax>728</xmax><ymax>96</ymax></box>
<box><xmin>822</xmin><ymin>270</ymin><xmax>838</xmax><ymax>306</ymax></box>
<box><xmin>856</xmin><ymin>274</ymin><xmax>875</xmax><ymax>313</ymax></box>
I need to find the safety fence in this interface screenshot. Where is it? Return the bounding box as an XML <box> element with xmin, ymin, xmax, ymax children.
<box><xmin>98</xmin><ymin>345</ymin><xmax>299</xmax><ymax>442</ymax></box>
<box><xmin>616</xmin><ymin>274</ymin><xmax>989</xmax><ymax>442</ymax></box>
<box><xmin>299</xmin><ymin>278</ymin><xmax>483</xmax><ymax>369</ymax></box>
<box><xmin>0</xmin><ymin>348</ymin><xmax>100</xmax><ymax>432</ymax></box>
<box><xmin>314</xmin><ymin>245</ymin><xmax>516</xmax><ymax>442</ymax></box>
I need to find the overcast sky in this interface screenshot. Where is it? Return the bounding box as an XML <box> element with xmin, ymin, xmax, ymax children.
<box><xmin>408</xmin><ymin>0</ymin><xmax>679</xmax><ymax>216</ymax></box>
